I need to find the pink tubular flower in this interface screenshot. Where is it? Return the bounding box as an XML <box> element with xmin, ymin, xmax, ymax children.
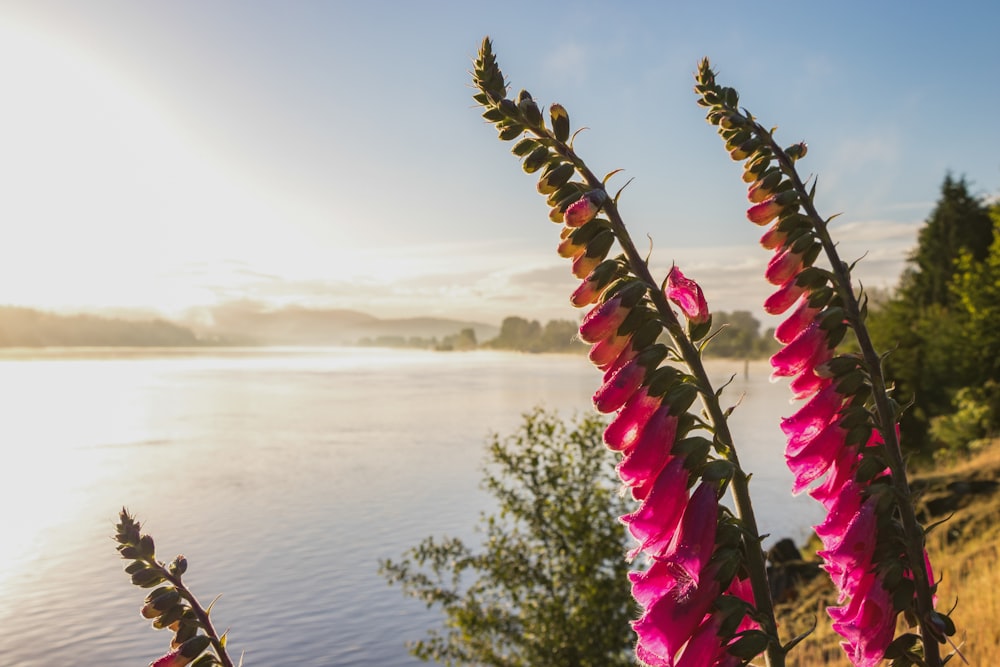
<box><xmin>785</xmin><ymin>419</ymin><xmax>849</xmax><ymax>494</ymax></box>
<box><xmin>818</xmin><ymin>495</ymin><xmax>878</xmax><ymax>597</ymax></box>
<box><xmin>808</xmin><ymin>444</ymin><xmax>861</xmax><ymax>510</ymax></box>
<box><xmin>765</xmin><ymin>246</ymin><xmax>805</xmax><ymax>286</ymax></box>
<box><xmin>788</xmin><ymin>369</ymin><xmax>829</xmax><ymax>400</ymax></box>
<box><xmin>579</xmin><ymin>294</ymin><xmax>630</xmax><ymax>343</ymax></box>
<box><xmin>665</xmin><ymin>265</ymin><xmax>710</xmax><ymax>325</ymax></box>
<box><xmin>589</xmin><ymin>330</ymin><xmax>633</xmax><ymax>369</ymax></box>
<box><xmin>617</xmin><ymin>407</ymin><xmax>678</xmax><ymax>492</ymax></box>
<box><xmin>621</xmin><ymin>456</ymin><xmax>689</xmax><ymax>558</ymax></box>
<box><xmin>657</xmin><ymin>482</ymin><xmax>718</xmax><ymax>588</ymax></box>
<box><xmin>779</xmin><ymin>382</ymin><xmax>847</xmax><ymax>445</ymax></box>
<box><xmin>747</xmin><ymin>197</ymin><xmax>783</xmax><ymax>225</ymax></box>
<box><xmin>759</xmin><ymin>223</ymin><xmax>788</xmax><ymax>250</ymax></box>
<box><xmin>564</xmin><ymin>195</ymin><xmax>599</xmax><ymax>227</ymax></box>
<box><xmin>604</xmin><ymin>387</ymin><xmax>661</xmax><ymax>452</ymax></box>
<box><xmin>632</xmin><ymin>565</ymin><xmax>722</xmax><ymax>666</ymax></box>
<box><xmin>593</xmin><ymin>355</ymin><xmax>647</xmax><ymax>413</ymax></box>
<box><xmin>571</xmin><ymin>252</ymin><xmax>602</xmax><ymax>279</ymax></box>
<box><xmin>770</xmin><ymin>322</ymin><xmax>832</xmax><ymax>380</ymax></box>
<box><xmin>775</xmin><ymin>297</ymin><xmax>821</xmax><ymax>344</ymax></box>
<box><xmin>571</xmin><ymin>276</ymin><xmax>603</xmax><ymax>307</ymax></box>
<box><xmin>150</xmin><ymin>650</ymin><xmax>192</xmax><ymax>667</ymax></box>
<box><xmin>764</xmin><ymin>280</ymin><xmax>807</xmax><ymax>315</ymax></box>
<box><xmin>828</xmin><ymin>571</ymin><xmax>897</xmax><ymax>667</ymax></box>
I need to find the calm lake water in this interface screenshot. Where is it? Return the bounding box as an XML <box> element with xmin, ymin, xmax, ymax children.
<box><xmin>0</xmin><ymin>348</ymin><xmax>823</xmax><ymax>666</ymax></box>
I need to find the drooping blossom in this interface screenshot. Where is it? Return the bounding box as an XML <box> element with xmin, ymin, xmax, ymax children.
<box><xmin>765</xmin><ymin>246</ymin><xmax>806</xmax><ymax>285</ymax></box>
<box><xmin>604</xmin><ymin>386</ymin><xmax>661</xmax><ymax>452</ymax></box>
<box><xmin>564</xmin><ymin>193</ymin><xmax>600</xmax><ymax>227</ymax></box>
<box><xmin>828</xmin><ymin>570</ymin><xmax>897</xmax><ymax>667</ymax></box>
<box><xmin>746</xmin><ymin>197</ymin><xmax>783</xmax><ymax>225</ymax></box>
<box><xmin>665</xmin><ymin>265</ymin><xmax>709</xmax><ymax>325</ymax></box>
<box><xmin>763</xmin><ymin>280</ymin><xmax>807</xmax><ymax>315</ymax></box>
<box><xmin>150</xmin><ymin>649</ymin><xmax>193</xmax><ymax>667</ymax></box>
<box><xmin>621</xmin><ymin>456</ymin><xmax>689</xmax><ymax>558</ymax></box>
<box><xmin>578</xmin><ymin>282</ymin><xmax>644</xmax><ymax>343</ymax></box>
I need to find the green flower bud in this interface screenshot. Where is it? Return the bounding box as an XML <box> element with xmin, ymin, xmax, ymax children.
<box><xmin>785</xmin><ymin>141</ymin><xmax>808</xmax><ymax>160</ymax></box>
<box><xmin>522</xmin><ymin>146</ymin><xmax>550</xmax><ymax>173</ymax></box>
<box><xmin>169</xmin><ymin>555</ymin><xmax>188</xmax><ymax>577</ymax></box>
<box><xmin>549</xmin><ymin>103</ymin><xmax>570</xmax><ymax>142</ymax></box>
<box><xmin>497</xmin><ymin>122</ymin><xmax>523</xmax><ymax>141</ymax></box>
<box><xmin>511</xmin><ymin>137</ymin><xmax>539</xmax><ymax>157</ymax></box>
<box><xmin>536</xmin><ymin>162</ymin><xmax>575</xmax><ymax>194</ymax></box>
<box><xmin>138</xmin><ymin>534</ymin><xmax>155</xmax><ymax>559</ymax></box>
<box><xmin>131</xmin><ymin>567</ymin><xmax>165</xmax><ymax>588</ymax></box>
<box><xmin>178</xmin><ymin>635</ymin><xmax>212</xmax><ymax>660</ymax></box>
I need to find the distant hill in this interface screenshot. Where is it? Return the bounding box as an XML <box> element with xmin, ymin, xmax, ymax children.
<box><xmin>194</xmin><ymin>304</ymin><xmax>499</xmax><ymax>346</ymax></box>
<box><xmin>0</xmin><ymin>304</ymin><xmax>500</xmax><ymax>348</ymax></box>
<box><xmin>0</xmin><ymin>306</ymin><xmax>201</xmax><ymax>347</ymax></box>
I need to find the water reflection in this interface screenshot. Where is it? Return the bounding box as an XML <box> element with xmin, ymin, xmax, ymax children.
<box><xmin>0</xmin><ymin>348</ymin><xmax>821</xmax><ymax>666</ymax></box>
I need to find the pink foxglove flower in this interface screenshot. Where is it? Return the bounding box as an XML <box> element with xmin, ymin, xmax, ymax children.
<box><xmin>593</xmin><ymin>355</ymin><xmax>647</xmax><ymax>413</ymax></box>
<box><xmin>759</xmin><ymin>223</ymin><xmax>788</xmax><ymax>250</ymax></box>
<box><xmin>775</xmin><ymin>297</ymin><xmax>822</xmax><ymax>344</ymax></box>
<box><xmin>579</xmin><ymin>294</ymin><xmax>631</xmax><ymax>343</ymax></box>
<box><xmin>150</xmin><ymin>650</ymin><xmax>193</xmax><ymax>667</ymax></box>
<box><xmin>828</xmin><ymin>570</ymin><xmax>897</xmax><ymax>667</ymax></box>
<box><xmin>570</xmin><ymin>277</ymin><xmax>603</xmax><ymax>307</ymax></box>
<box><xmin>770</xmin><ymin>322</ymin><xmax>832</xmax><ymax>381</ymax></box>
<box><xmin>763</xmin><ymin>279</ymin><xmax>807</xmax><ymax>315</ymax></box>
<box><xmin>665</xmin><ymin>265</ymin><xmax>710</xmax><ymax>325</ymax></box>
<box><xmin>588</xmin><ymin>330</ymin><xmax>633</xmax><ymax>369</ymax></box>
<box><xmin>616</xmin><ymin>407</ymin><xmax>678</xmax><ymax>491</ymax></box>
<box><xmin>658</xmin><ymin>482</ymin><xmax>718</xmax><ymax>588</ymax></box>
<box><xmin>564</xmin><ymin>194</ymin><xmax>600</xmax><ymax>227</ymax></box>
<box><xmin>572</xmin><ymin>252</ymin><xmax>603</xmax><ymax>279</ymax></box>
<box><xmin>621</xmin><ymin>456</ymin><xmax>689</xmax><ymax>558</ymax></box>
<box><xmin>764</xmin><ymin>246</ymin><xmax>805</xmax><ymax>285</ymax></box>
<box><xmin>746</xmin><ymin>197</ymin><xmax>783</xmax><ymax>225</ymax></box>
<box><xmin>632</xmin><ymin>567</ymin><xmax>722</xmax><ymax>666</ymax></box>
<box><xmin>604</xmin><ymin>387</ymin><xmax>661</xmax><ymax>452</ymax></box>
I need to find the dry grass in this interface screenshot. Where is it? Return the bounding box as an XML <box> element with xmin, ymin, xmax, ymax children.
<box><xmin>770</xmin><ymin>439</ymin><xmax>1000</xmax><ymax>666</ymax></box>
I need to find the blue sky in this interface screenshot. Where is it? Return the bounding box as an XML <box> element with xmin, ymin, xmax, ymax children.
<box><xmin>1</xmin><ymin>1</ymin><xmax>998</xmax><ymax>325</ymax></box>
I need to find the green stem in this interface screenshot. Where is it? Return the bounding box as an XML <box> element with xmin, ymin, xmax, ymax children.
<box><xmin>159</xmin><ymin>566</ymin><xmax>236</xmax><ymax>667</ymax></box>
<box><xmin>757</xmin><ymin>126</ymin><xmax>942</xmax><ymax>667</ymax></box>
<box><xmin>545</xmin><ymin>134</ymin><xmax>784</xmax><ymax>667</ymax></box>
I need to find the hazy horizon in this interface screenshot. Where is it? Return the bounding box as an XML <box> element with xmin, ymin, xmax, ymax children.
<box><xmin>1</xmin><ymin>3</ymin><xmax>997</xmax><ymax>326</ymax></box>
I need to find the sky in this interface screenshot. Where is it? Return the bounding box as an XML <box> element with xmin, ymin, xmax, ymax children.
<box><xmin>0</xmin><ymin>1</ymin><xmax>998</xmax><ymax>327</ymax></box>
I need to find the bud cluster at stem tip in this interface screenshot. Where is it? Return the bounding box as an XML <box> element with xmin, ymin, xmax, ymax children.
<box><xmin>695</xmin><ymin>58</ymin><xmax>953</xmax><ymax>667</ymax></box>
<box><xmin>115</xmin><ymin>509</ymin><xmax>225</xmax><ymax>667</ymax></box>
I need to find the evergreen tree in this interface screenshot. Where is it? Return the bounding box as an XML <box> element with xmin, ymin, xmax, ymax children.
<box><xmin>898</xmin><ymin>174</ymin><xmax>993</xmax><ymax>309</ymax></box>
<box><xmin>868</xmin><ymin>175</ymin><xmax>995</xmax><ymax>455</ymax></box>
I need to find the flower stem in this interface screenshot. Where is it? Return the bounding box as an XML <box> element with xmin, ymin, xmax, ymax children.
<box><xmin>546</xmin><ymin>135</ymin><xmax>784</xmax><ymax>667</ymax></box>
<box><xmin>757</xmin><ymin>127</ymin><xmax>942</xmax><ymax>667</ymax></box>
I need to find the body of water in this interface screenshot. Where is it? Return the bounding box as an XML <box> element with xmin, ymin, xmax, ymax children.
<box><xmin>0</xmin><ymin>348</ymin><xmax>823</xmax><ymax>666</ymax></box>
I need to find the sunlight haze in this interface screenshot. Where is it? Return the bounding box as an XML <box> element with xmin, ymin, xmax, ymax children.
<box><xmin>1</xmin><ymin>2</ymin><xmax>998</xmax><ymax>326</ymax></box>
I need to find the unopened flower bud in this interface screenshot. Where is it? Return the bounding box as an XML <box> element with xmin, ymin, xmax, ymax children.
<box><xmin>537</xmin><ymin>162</ymin><xmax>574</xmax><ymax>194</ymax></box>
<box><xmin>785</xmin><ymin>142</ymin><xmax>808</xmax><ymax>161</ymax></box>
<box><xmin>747</xmin><ymin>169</ymin><xmax>783</xmax><ymax>203</ymax></box>
<box><xmin>549</xmin><ymin>103</ymin><xmax>570</xmax><ymax>142</ymax></box>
